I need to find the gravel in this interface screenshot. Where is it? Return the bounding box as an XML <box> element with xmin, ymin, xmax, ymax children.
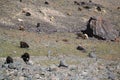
<box><xmin>0</xmin><ymin>56</ymin><xmax>119</xmax><ymax>80</ymax></box>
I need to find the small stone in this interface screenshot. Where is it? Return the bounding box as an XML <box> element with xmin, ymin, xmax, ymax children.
<box><xmin>25</xmin><ymin>12</ymin><xmax>31</xmax><ymax>16</ymax></box>
<box><xmin>69</xmin><ymin>65</ymin><xmax>78</xmax><ymax>71</ymax></box>
<box><xmin>117</xmin><ymin>7</ymin><xmax>120</xmax><ymax>10</ymax></box>
<box><xmin>13</xmin><ymin>51</ymin><xmax>17</xmax><ymax>54</ymax></box>
<box><xmin>83</xmin><ymin>6</ymin><xmax>91</xmax><ymax>9</ymax></box>
<box><xmin>20</xmin><ymin>0</ymin><xmax>22</xmax><ymax>2</ymax></box>
<box><xmin>88</xmin><ymin>52</ymin><xmax>97</xmax><ymax>58</ymax></box>
<box><xmin>47</xmin><ymin>50</ymin><xmax>51</xmax><ymax>58</ymax></box>
<box><xmin>62</xmin><ymin>39</ymin><xmax>68</xmax><ymax>42</ymax></box>
<box><xmin>5</xmin><ymin>56</ymin><xmax>13</xmax><ymax>64</ymax></box>
<box><xmin>108</xmin><ymin>72</ymin><xmax>116</xmax><ymax>80</ymax></box>
<box><xmin>2</xmin><ymin>64</ymin><xmax>9</xmax><ymax>68</ymax></box>
<box><xmin>66</xmin><ymin>12</ymin><xmax>71</xmax><ymax>16</ymax></box>
<box><xmin>58</xmin><ymin>60</ymin><xmax>68</xmax><ymax>68</ymax></box>
<box><xmin>74</xmin><ymin>1</ymin><xmax>79</xmax><ymax>5</ymax></box>
<box><xmin>78</xmin><ymin>7</ymin><xmax>82</xmax><ymax>11</ymax></box>
<box><xmin>76</xmin><ymin>32</ymin><xmax>88</xmax><ymax>39</ymax></box>
<box><xmin>96</xmin><ymin>6</ymin><xmax>102</xmax><ymax>11</ymax></box>
<box><xmin>36</xmin><ymin>23</ymin><xmax>40</xmax><ymax>28</ymax></box>
<box><xmin>35</xmin><ymin>74</ymin><xmax>40</xmax><ymax>79</ymax></box>
<box><xmin>50</xmin><ymin>74</ymin><xmax>59</xmax><ymax>80</ymax></box>
<box><xmin>18</xmin><ymin>18</ymin><xmax>23</xmax><ymax>22</ymax></box>
<box><xmin>89</xmin><ymin>0</ymin><xmax>92</xmax><ymax>3</ymax></box>
<box><xmin>19</xmin><ymin>26</ymin><xmax>25</xmax><ymax>31</ymax></box>
<box><xmin>0</xmin><ymin>75</ymin><xmax>5</xmax><ymax>80</ymax></box>
<box><xmin>13</xmin><ymin>71</ymin><xmax>18</xmax><ymax>76</ymax></box>
<box><xmin>23</xmin><ymin>73</ymin><xmax>30</xmax><ymax>78</ymax></box>
<box><xmin>81</xmin><ymin>70</ymin><xmax>88</xmax><ymax>76</ymax></box>
<box><xmin>83</xmin><ymin>34</ymin><xmax>88</xmax><ymax>39</ymax></box>
<box><xmin>98</xmin><ymin>65</ymin><xmax>104</xmax><ymax>70</ymax></box>
<box><xmin>28</xmin><ymin>60</ymin><xmax>33</xmax><ymax>65</ymax></box>
<box><xmin>44</xmin><ymin>1</ymin><xmax>49</xmax><ymax>5</ymax></box>
<box><xmin>19</xmin><ymin>76</ymin><xmax>25</xmax><ymax>80</ymax></box>
<box><xmin>27</xmin><ymin>76</ymin><xmax>32</xmax><ymax>80</ymax></box>
<box><xmin>47</xmin><ymin>65</ymin><xmax>58</xmax><ymax>72</ymax></box>
<box><xmin>49</xmin><ymin>16</ymin><xmax>54</xmax><ymax>21</ymax></box>
<box><xmin>21</xmin><ymin>52</ymin><xmax>30</xmax><ymax>64</ymax></box>
<box><xmin>20</xmin><ymin>41</ymin><xmax>29</xmax><ymax>48</ymax></box>
<box><xmin>8</xmin><ymin>63</ymin><xmax>16</xmax><ymax>69</ymax></box>
<box><xmin>76</xmin><ymin>45</ymin><xmax>86</xmax><ymax>52</ymax></box>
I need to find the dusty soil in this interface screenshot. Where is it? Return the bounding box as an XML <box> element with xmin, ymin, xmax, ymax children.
<box><xmin>0</xmin><ymin>0</ymin><xmax>120</xmax><ymax>33</ymax></box>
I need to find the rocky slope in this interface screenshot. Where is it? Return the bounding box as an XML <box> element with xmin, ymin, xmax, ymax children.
<box><xmin>0</xmin><ymin>56</ymin><xmax>120</xmax><ymax>80</ymax></box>
<box><xmin>0</xmin><ymin>0</ymin><xmax>120</xmax><ymax>33</ymax></box>
<box><xmin>0</xmin><ymin>0</ymin><xmax>120</xmax><ymax>80</ymax></box>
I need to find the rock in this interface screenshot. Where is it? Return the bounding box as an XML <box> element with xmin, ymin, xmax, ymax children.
<box><xmin>8</xmin><ymin>63</ymin><xmax>16</xmax><ymax>69</ymax></box>
<box><xmin>62</xmin><ymin>39</ymin><xmax>68</xmax><ymax>42</ymax></box>
<box><xmin>47</xmin><ymin>50</ymin><xmax>52</xmax><ymax>58</ymax></box>
<box><xmin>84</xmin><ymin>34</ymin><xmax>89</xmax><ymax>39</ymax></box>
<box><xmin>66</xmin><ymin>12</ymin><xmax>71</xmax><ymax>16</ymax></box>
<box><xmin>13</xmin><ymin>71</ymin><xmax>18</xmax><ymax>76</ymax></box>
<box><xmin>20</xmin><ymin>41</ymin><xmax>29</xmax><ymax>48</ymax></box>
<box><xmin>23</xmin><ymin>72</ymin><xmax>30</xmax><ymax>78</ymax></box>
<box><xmin>49</xmin><ymin>16</ymin><xmax>54</xmax><ymax>21</ymax></box>
<box><xmin>21</xmin><ymin>53</ymin><xmax>30</xmax><ymax>64</ymax></box>
<box><xmin>108</xmin><ymin>72</ymin><xmax>116</xmax><ymax>80</ymax></box>
<box><xmin>13</xmin><ymin>51</ymin><xmax>17</xmax><ymax>54</ymax></box>
<box><xmin>28</xmin><ymin>60</ymin><xmax>33</xmax><ymax>65</ymax></box>
<box><xmin>83</xmin><ymin>6</ymin><xmax>91</xmax><ymax>9</ymax></box>
<box><xmin>74</xmin><ymin>1</ymin><xmax>79</xmax><ymax>5</ymax></box>
<box><xmin>74</xmin><ymin>1</ymin><xmax>103</xmax><ymax>10</ymax></box>
<box><xmin>78</xmin><ymin>7</ymin><xmax>82</xmax><ymax>11</ymax></box>
<box><xmin>44</xmin><ymin>1</ymin><xmax>49</xmax><ymax>5</ymax></box>
<box><xmin>2</xmin><ymin>64</ymin><xmax>9</xmax><ymax>68</ymax></box>
<box><xmin>36</xmin><ymin>23</ymin><xmax>40</xmax><ymax>28</ymax></box>
<box><xmin>114</xmin><ymin>37</ymin><xmax>120</xmax><ymax>42</ymax></box>
<box><xmin>50</xmin><ymin>74</ymin><xmax>59</xmax><ymax>80</ymax></box>
<box><xmin>76</xmin><ymin>45</ymin><xmax>86</xmax><ymax>52</ymax></box>
<box><xmin>4</xmin><ymin>56</ymin><xmax>13</xmax><ymax>64</ymax></box>
<box><xmin>96</xmin><ymin>6</ymin><xmax>102</xmax><ymax>11</ymax></box>
<box><xmin>20</xmin><ymin>0</ymin><xmax>22</xmax><ymax>2</ymax></box>
<box><xmin>0</xmin><ymin>75</ymin><xmax>5</xmax><ymax>80</ymax></box>
<box><xmin>76</xmin><ymin>32</ymin><xmax>88</xmax><ymax>39</ymax></box>
<box><xmin>117</xmin><ymin>7</ymin><xmax>120</xmax><ymax>10</ymax></box>
<box><xmin>19</xmin><ymin>26</ymin><xmax>25</xmax><ymax>31</ymax></box>
<box><xmin>27</xmin><ymin>76</ymin><xmax>32</xmax><ymax>80</ymax></box>
<box><xmin>25</xmin><ymin>12</ymin><xmax>31</xmax><ymax>16</ymax></box>
<box><xmin>18</xmin><ymin>18</ymin><xmax>23</xmax><ymax>22</ymax></box>
<box><xmin>82</xmin><ymin>17</ymin><xmax>119</xmax><ymax>40</ymax></box>
<box><xmin>98</xmin><ymin>65</ymin><xmax>104</xmax><ymax>70</ymax></box>
<box><xmin>69</xmin><ymin>65</ymin><xmax>78</xmax><ymax>71</ymax></box>
<box><xmin>89</xmin><ymin>0</ymin><xmax>92</xmax><ymax>3</ymax></box>
<box><xmin>58</xmin><ymin>60</ymin><xmax>68</xmax><ymax>68</ymax></box>
<box><xmin>47</xmin><ymin>65</ymin><xmax>58</xmax><ymax>72</ymax></box>
<box><xmin>35</xmin><ymin>74</ymin><xmax>40</xmax><ymax>79</ymax></box>
<box><xmin>19</xmin><ymin>76</ymin><xmax>25</xmax><ymax>80</ymax></box>
<box><xmin>88</xmin><ymin>52</ymin><xmax>97</xmax><ymax>58</ymax></box>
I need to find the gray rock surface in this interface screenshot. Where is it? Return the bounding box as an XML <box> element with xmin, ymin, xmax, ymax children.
<box><xmin>83</xmin><ymin>17</ymin><xmax>119</xmax><ymax>40</ymax></box>
<box><xmin>0</xmin><ymin>56</ymin><xmax>119</xmax><ymax>80</ymax></box>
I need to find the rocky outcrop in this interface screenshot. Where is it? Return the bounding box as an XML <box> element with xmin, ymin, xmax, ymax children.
<box><xmin>83</xmin><ymin>17</ymin><xmax>119</xmax><ymax>40</ymax></box>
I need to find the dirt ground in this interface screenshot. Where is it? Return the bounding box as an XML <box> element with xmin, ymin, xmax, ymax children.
<box><xmin>0</xmin><ymin>0</ymin><xmax>120</xmax><ymax>60</ymax></box>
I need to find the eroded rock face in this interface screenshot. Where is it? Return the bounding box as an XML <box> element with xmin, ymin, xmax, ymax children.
<box><xmin>83</xmin><ymin>17</ymin><xmax>119</xmax><ymax>40</ymax></box>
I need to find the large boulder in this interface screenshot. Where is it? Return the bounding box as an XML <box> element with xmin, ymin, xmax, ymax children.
<box><xmin>83</xmin><ymin>17</ymin><xmax>119</xmax><ymax>40</ymax></box>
